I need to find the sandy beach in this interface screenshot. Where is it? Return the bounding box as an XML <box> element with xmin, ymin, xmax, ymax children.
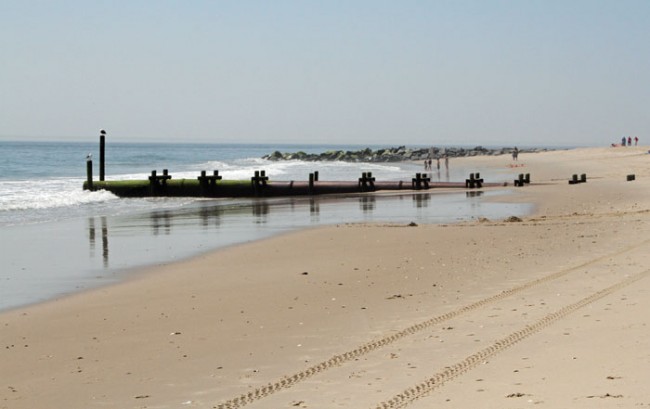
<box><xmin>2</xmin><ymin>146</ymin><xmax>650</xmax><ymax>409</ymax></box>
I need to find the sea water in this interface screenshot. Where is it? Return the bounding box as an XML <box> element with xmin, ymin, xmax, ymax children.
<box><xmin>0</xmin><ymin>140</ymin><xmax>531</xmax><ymax>311</ymax></box>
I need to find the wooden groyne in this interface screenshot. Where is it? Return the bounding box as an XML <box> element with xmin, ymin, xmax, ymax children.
<box><xmin>83</xmin><ymin>166</ymin><xmax>509</xmax><ymax>198</ymax></box>
<box><xmin>82</xmin><ymin>134</ymin><xmax>522</xmax><ymax>198</ymax></box>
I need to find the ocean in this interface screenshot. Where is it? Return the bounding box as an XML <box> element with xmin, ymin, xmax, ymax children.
<box><xmin>0</xmin><ymin>140</ymin><xmax>532</xmax><ymax>311</ymax></box>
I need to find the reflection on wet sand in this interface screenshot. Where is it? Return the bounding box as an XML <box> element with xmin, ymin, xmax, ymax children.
<box><xmin>359</xmin><ymin>196</ymin><xmax>376</xmax><ymax>213</ymax></box>
<box><xmin>151</xmin><ymin>210</ymin><xmax>172</xmax><ymax>235</ymax></box>
<box><xmin>85</xmin><ymin>191</ymin><xmax>519</xmax><ymax>269</ymax></box>
<box><xmin>412</xmin><ymin>193</ymin><xmax>430</xmax><ymax>208</ymax></box>
<box><xmin>252</xmin><ymin>201</ymin><xmax>270</xmax><ymax>223</ymax></box>
<box><xmin>310</xmin><ymin>198</ymin><xmax>320</xmax><ymax>222</ymax></box>
<box><xmin>88</xmin><ymin>216</ymin><xmax>109</xmax><ymax>268</ymax></box>
<box><xmin>199</xmin><ymin>206</ymin><xmax>223</xmax><ymax>228</ymax></box>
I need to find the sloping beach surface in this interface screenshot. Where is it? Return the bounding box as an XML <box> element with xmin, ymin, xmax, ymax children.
<box><xmin>2</xmin><ymin>146</ymin><xmax>650</xmax><ymax>409</ymax></box>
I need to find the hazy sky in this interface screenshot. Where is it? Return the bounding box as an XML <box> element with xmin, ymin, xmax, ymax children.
<box><xmin>1</xmin><ymin>1</ymin><xmax>648</xmax><ymax>146</ymax></box>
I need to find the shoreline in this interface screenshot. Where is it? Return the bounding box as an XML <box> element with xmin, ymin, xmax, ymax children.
<box><xmin>2</xmin><ymin>146</ymin><xmax>650</xmax><ymax>408</ymax></box>
<box><xmin>0</xmin><ymin>185</ymin><xmax>530</xmax><ymax>313</ymax></box>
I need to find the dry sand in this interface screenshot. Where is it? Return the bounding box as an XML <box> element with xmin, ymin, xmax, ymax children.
<box><xmin>2</xmin><ymin>146</ymin><xmax>650</xmax><ymax>409</ymax></box>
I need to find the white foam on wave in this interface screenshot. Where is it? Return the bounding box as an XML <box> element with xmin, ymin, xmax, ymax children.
<box><xmin>190</xmin><ymin>158</ymin><xmax>411</xmax><ymax>182</ymax></box>
<box><xmin>0</xmin><ymin>179</ymin><xmax>118</xmax><ymax>212</ymax></box>
<box><xmin>105</xmin><ymin>157</ymin><xmax>413</xmax><ymax>183</ymax></box>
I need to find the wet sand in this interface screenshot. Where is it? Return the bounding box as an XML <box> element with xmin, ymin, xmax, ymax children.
<box><xmin>2</xmin><ymin>146</ymin><xmax>650</xmax><ymax>409</ymax></box>
<box><xmin>1</xmin><ymin>186</ymin><xmax>529</xmax><ymax>312</ymax></box>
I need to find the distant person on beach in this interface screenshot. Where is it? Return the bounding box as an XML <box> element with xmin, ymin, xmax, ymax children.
<box><xmin>628</xmin><ymin>136</ymin><xmax>632</xmax><ymax>146</ymax></box>
<box><xmin>622</xmin><ymin>136</ymin><xmax>626</xmax><ymax>146</ymax></box>
<box><xmin>512</xmin><ymin>147</ymin><xmax>519</xmax><ymax>161</ymax></box>
<box><xmin>436</xmin><ymin>157</ymin><xmax>440</xmax><ymax>171</ymax></box>
<box><xmin>428</xmin><ymin>158</ymin><xmax>432</xmax><ymax>170</ymax></box>
<box><xmin>635</xmin><ymin>136</ymin><xmax>639</xmax><ymax>146</ymax></box>
<box><xmin>444</xmin><ymin>155</ymin><xmax>449</xmax><ymax>170</ymax></box>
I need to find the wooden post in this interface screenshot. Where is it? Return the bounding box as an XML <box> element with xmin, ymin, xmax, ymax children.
<box><xmin>149</xmin><ymin>170</ymin><xmax>157</xmax><ymax>195</ymax></box>
<box><xmin>466</xmin><ymin>173</ymin><xmax>474</xmax><ymax>188</ymax></box>
<box><xmin>212</xmin><ymin>170</ymin><xmax>221</xmax><ymax>187</ymax></box>
<box><xmin>99</xmin><ymin>129</ymin><xmax>106</xmax><ymax>181</ymax></box>
<box><xmin>251</xmin><ymin>170</ymin><xmax>268</xmax><ymax>195</ymax></box>
<box><xmin>86</xmin><ymin>158</ymin><xmax>93</xmax><ymax>190</ymax></box>
<box><xmin>419</xmin><ymin>173</ymin><xmax>429</xmax><ymax>189</ymax></box>
<box><xmin>309</xmin><ymin>173</ymin><xmax>314</xmax><ymax>193</ymax></box>
<box><xmin>314</xmin><ymin>171</ymin><xmax>319</xmax><ymax>181</ymax></box>
<box><xmin>199</xmin><ymin>170</ymin><xmax>207</xmax><ymax>190</ymax></box>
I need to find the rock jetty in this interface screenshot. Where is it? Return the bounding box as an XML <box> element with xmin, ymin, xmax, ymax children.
<box><xmin>263</xmin><ymin>146</ymin><xmax>550</xmax><ymax>163</ymax></box>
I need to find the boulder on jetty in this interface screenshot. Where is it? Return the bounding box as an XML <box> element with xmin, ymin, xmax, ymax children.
<box><xmin>262</xmin><ymin>146</ymin><xmax>549</xmax><ymax>162</ymax></box>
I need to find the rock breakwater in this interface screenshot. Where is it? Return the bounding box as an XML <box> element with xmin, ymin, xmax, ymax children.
<box><xmin>263</xmin><ymin>146</ymin><xmax>550</xmax><ymax>163</ymax></box>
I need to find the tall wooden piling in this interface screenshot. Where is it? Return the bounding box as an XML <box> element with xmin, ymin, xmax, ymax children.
<box><xmin>99</xmin><ymin>129</ymin><xmax>106</xmax><ymax>181</ymax></box>
<box><xmin>86</xmin><ymin>159</ymin><xmax>93</xmax><ymax>190</ymax></box>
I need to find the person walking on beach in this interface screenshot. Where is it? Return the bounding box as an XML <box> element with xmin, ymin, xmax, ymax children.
<box><xmin>444</xmin><ymin>155</ymin><xmax>449</xmax><ymax>170</ymax></box>
<box><xmin>622</xmin><ymin>136</ymin><xmax>626</xmax><ymax>146</ymax></box>
<box><xmin>628</xmin><ymin>136</ymin><xmax>632</xmax><ymax>146</ymax></box>
<box><xmin>436</xmin><ymin>157</ymin><xmax>441</xmax><ymax>172</ymax></box>
<box><xmin>512</xmin><ymin>147</ymin><xmax>519</xmax><ymax>161</ymax></box>
<box><xmin>635</xmin><ymin>136</ymin><xmax>639</xmax><ymax>146</ymax></box>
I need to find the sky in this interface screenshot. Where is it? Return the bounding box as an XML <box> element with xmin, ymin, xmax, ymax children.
<box><xmin>1</xmin><ymin>1</ymin><xmax>648</xmax><ymax>147</ymax></box>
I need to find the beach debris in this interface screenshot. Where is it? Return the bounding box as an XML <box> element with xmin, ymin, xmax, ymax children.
<box><xmin>301</xmin><ymin>271</ymin><xmax>309</xmax><ymax>275</ymax></box>
<box><xmin>504</xmin><ymin>216</ymin><xmax>523</xmax><ymax>223</ymax></box>
<box><xmin>408</xmin><ymin>221</ymin><xmax>418</xmax><ymax>227</ymax></box>
<box><xmin>586</xmin><ymin>393</ymin><xmax>623</xmax><ymax>399</ymax></box>
<box><xmin>134</xmin><ymin>395</ymin><xmax>150</xmax><ymax>399</ymax></box>
<box><xmin>506</xmin><ymin>392</ymin><xmax>526</xmax><ymax>398</ymax></box>
<box><xmin>387</xmin><ymin>293</ymin><xmax>413</xmax><ymax>300</ymax></box>
<box><xmin>170</xmin><ymin>331</ymin><xmax>182</xmax><ymax>335</ymax></box>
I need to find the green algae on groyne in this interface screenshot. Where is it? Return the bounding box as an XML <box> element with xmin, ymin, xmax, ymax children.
<box><xmin>83</xmin><ymin>169</ymin><xmax>507</xmax><ymax>198</ymax></box>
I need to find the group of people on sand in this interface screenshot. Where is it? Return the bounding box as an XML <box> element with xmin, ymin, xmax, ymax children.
<box><xmin>424</xmin><ymin>156</ymin><xmax>449</xmax><ymax>171</ymax></box>
<box><xmin>620</xmin><ymin>136</ymin><xmax>639</xmax><ymax>147</ymax></box>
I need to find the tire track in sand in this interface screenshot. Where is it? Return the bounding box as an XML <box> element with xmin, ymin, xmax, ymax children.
<box><xmin>214</xmin><ymin>242</ymin><xmax>646</xmax><ymax>409</ymax></box>
<box><xmin>373</xmin><ymin>268</ymin><xmax>650</xmax><ymax>409</ymax></box>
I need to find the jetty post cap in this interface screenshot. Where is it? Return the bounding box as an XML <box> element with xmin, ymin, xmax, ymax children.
<box><xmin>100</xmin><ymin>129</ymin><xmax>106</xmax><ymax>135</ymax></box>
